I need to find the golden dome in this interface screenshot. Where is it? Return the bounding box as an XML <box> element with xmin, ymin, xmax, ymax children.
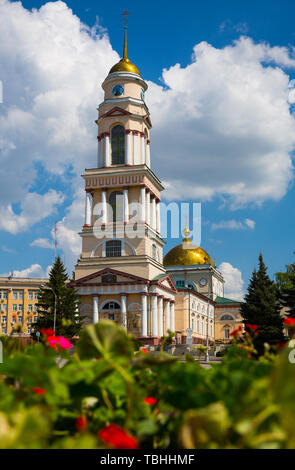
<box><xmin>163</xmin><ymin>226</ymin><xmax>214</xmax><ymax>267</ymax></box>
<box><xmin>108</xmin><ymin>19</ymin><xmax>140</xmax><ymax>76</ymax></box>
<box><xmin>109</xmin><ymin>58</ymin><xmax>140</xmax><ymax>76</ymax></box>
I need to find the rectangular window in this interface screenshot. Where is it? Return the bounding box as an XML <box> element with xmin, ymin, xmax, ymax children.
<box><xmin>2</xmin><ymin>316</ymin><xmax>7</xmax><ymax>323</ymax></box>
<box><xmin>106</xmin><ymin>240</ymin><xmax>122</xmax><ymax>257</ymax></box>
<box><xmin>2</xmin><ymin>304</ymin><xmax>7</xmax><ymax>312</ymax></box>
<box><xmin>3</xmin><ymin>291</ymin><xmax>8</xmax><ymax>299</ymax></box>
<box><xmin>28</xmin><ymin>327</ymin><xmax>31</xmax><ymax>335</ymax></box>
<box><xmin>13</xmin><ymin>290</ymin><xmax>18</xmax><ymax>300</ymax></box>
<box><xmin>12</xmin><ymin>304</ymin><xmax>17</xmax><ymax>311</ymax></box>
<box><xmin>28</xmin><ymin>291</ymin><xmax>33</xmax><ymax>300</ymax></box>
<box><xmin>176</xmin><ymin>280</ymin><xmax>185</xmax><ymax>288</ymax></box>
<box><xmin>34</xmin><ymin>316</ymin><xmax>38</xmax><ymax>323</ymax></box>
<box><xmin>224</xmin><ymin>329</ymin><xmax>230</xmax><ymax>339</ymax></box>
<box><xmin>0</xmin><ymin>291</ymin><xmax>2</xmax><ymax>299</ymax></box>
<box><xmin>28</xmin><ymin>317</ymin><xmax>32</xmax><ymax>323</ymax></box>
<box><xmin>2</xmin><ymin>326</ymin><xmax>6</xmax><ymax>334</ymax></box>
<box><xmin>28</xmin><ymin>304</ymin><xmax>33</xmax><ymax>312</ymax></box>
<box><xmin>19</xmin><ymin>291</ymin><xmax>24</xmax><ymax>300</ymax></box>
<box><xmin>18</xmin><ymin>316</ymin><xmax>23</xmax><ymax>323</ymax></box>
<box><xmin>34</xmin><ymin>304</ymin><xmax>38</xmax><ymax>312</ymax></box>
<box><xmin>18</xmin><ymin>305</ymin><xmax>23</xmax><ymax>312</ymax></box>
<box><xmin>34</xmin><ymin>292</ymin><xmax>39</xmax><ymax>300</ymax></box>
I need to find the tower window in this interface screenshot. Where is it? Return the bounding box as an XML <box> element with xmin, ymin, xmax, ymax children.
<box><xmin>111</xmin><ymin>125</ymin><xmax>125</xmax><ymax>164</ymax></box>
<box><xmin>152</xmin><ymin>244</ymin><xmax>157</xmax><ymax>260</ymax></box>
<box><xmin>109</xmin><ymin>191</ymin><xmax>124</xmax><ymax>222</ymax></box>
<box><xmin>106</xmin><ymin>240</ymin><xmax>122</xmax><ymax>257</ymax></box>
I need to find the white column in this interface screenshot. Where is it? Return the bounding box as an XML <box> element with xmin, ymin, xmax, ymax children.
<box><xmin>141</xmin><ymin>293</ymin><xmax>147</xmax><ymax>337</ymax></box>
<box><xmin>133</xmin><ymin>133</ymin><xmax>140</xmax><ymax>164</ymax></box>
<box><xmin>140</xmin><ymin>186</ymin><xmax>146</xmax><ymax>222</ymax></box>
<box><xmin>165</xmin><ymin>300</ymin><xmax>170</xmax><ymax>333</ymax></box>
<box><xmin>146</xmin><ymin>191</ymin><xmax>151</xmax><ymax>226</ymax></box>
<box><xmin>151</xmin><ymin>196</ymin><xmax>156</xmax><ymax>230</ymax></box>
<box><xmin>141</xmin><ymin>134</ymin><xmax>145</xmax><ymax>165</ymax></box>
<box><xmin>158</xmin><ymin>297</ymin><xmax>164</xmax><ymax>338</ymax></box>
<box><xmin>121</xmin><ymin>294</ymin><xmax>127</xmax><ymax>330</ymax></box>
<box><xmin>104</xmin><ymin>134</ymin><xmax>110</xmax><ymax>166</ymax></box>
<box><xmin>84</xmin><ymin>191</ymin><xmax>92</xmax><ymax>226</ymax></box>
<box><xmin>126</xmin><ymin>131</ymin><xmax>132</xmax><ymax>165</ymax></box>
<box><xmin>151</xmin><ymin>294</ymin><xmax>158</xmax><ymax>336</ymax></box>
<box><xmin>123</xmin><ymin>188</ymin><xmax>129</xmax><ymax>224</ymax></box>
<box><xmin>97</xmin><ymin>138</ymin><xmax>102</xmax><ymax>167</ymax></box>
<box><xmin>156</xmin><ymin>199</ymin><xmax>161</xmax><ymax>233</ymax></box>
<box><xmin>170</xmin><ymin>301</ymin><xmax>175</xmax><ymax>333</ymax></box>
<box><xmin>146</xmin><ymin>140</ymin><xmax>151</xmax><ymax>167</ymax></box>
<box><xmin>101</xmin><ymin>189</ymin><xmax>107</xmax><ymax>225</ymax></box>
<box><xmin>93</xmin><ymin>296</ymin><xmax>99</xmax><ymax>323</ymax></box>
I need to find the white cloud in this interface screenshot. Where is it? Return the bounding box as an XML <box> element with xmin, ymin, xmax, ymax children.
<box><xmin>149</xmin><ymin>37</ymin><xmax>295</xmax><ymax>206</ymax></box>
<box><xmin>219</xmin><ymin>261</ymin><xmax>244</xmax><ymax>301</ymax></box>
<box><xmin>30</xmin><ymin>238</ymin><xmax>54</xmax><ymax>249</ymax></box>
<box><xmin>1</xmin><ymin>245</ymin><xmax>15</xmax><ymax>253</ymax></box>
<box><xmin>0</xmin><ymin>263</ymin><xmax>49</xmax><ymax>278</ymax></box>
<box><xmin>212</xmin><ymin>218</ymin><xmax>255</xmax><ymax>230</ymax></box>
<box><xmin>0</xmin><ymin>0</ymin><xmax>118</xmax><ymax>217</ymax></box>
<box><xmin>0</xmin><ymin>190</ymin><xmax>64</xmax><ymax>234</ymax></box>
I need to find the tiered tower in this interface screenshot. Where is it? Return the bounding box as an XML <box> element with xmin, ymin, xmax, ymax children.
<box><xmin>73</xmin><ymin>15</ymin><xmax>177</xmax><ymax>342</ymax></box>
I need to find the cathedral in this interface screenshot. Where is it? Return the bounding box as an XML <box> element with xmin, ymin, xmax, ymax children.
<box><xmin>69</xmin><ymin>20</ymin><xmax>243</xmax><ymax>346</ymax></box>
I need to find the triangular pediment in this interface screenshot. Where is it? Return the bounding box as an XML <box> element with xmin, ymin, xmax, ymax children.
<box><xmin>100</xmin><ymin>107</ymin><xmax>132</xmax><ymax>119</ymax></box>
<box><xmin>71</xmin><ymin>268</ymin><xmax>148</xmax><ymax>286</ymax></box>
<box><xmin>152</xmin><ymin>275</ymin><xmax>177</xmax><ymax>293</ymax></box>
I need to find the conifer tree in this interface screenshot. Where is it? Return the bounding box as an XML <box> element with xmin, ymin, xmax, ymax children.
<box><xmin>275</xmin><ymin>255</ymin><xmax>295</xmax><ymax>318</ymax></box>
<box><xmin>241</xmin><ymin>253</ymin><xmax>284</xmax><ymax>354</ymax></box>
<box><xmin>33</xmin><ymin>256</ymin><xmax>83</xmax><ymax>337</ymax></box>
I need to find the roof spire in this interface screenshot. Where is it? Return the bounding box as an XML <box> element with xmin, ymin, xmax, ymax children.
<box><xmin>121</xmin><ymin>10</ymin><xmax>130</xmax><ymax>59</ymax></box>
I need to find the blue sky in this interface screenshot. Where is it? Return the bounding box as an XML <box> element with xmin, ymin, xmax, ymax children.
<box><xmin>1</xmin><ymin>0</ymin><xmax>295</xmax><ymax>299</ymax></box>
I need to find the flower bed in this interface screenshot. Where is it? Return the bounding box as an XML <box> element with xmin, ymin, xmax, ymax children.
<box><xmin>0</xmin><ymin>320</ymin><xmax>294</xmax><ymax>449</ymax></box>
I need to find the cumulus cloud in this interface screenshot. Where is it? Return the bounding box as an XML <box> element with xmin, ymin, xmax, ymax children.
<box><xmin>0</xmin><ymin>263</ymin><xmax>49</xmax><ymax>278</ymax></box>
<box><xmin>149</xmin><ymin>37</ymin><xmax>295</xmax><ymax>206</ymax></box>
<box><xmin>212</xmin><ymin>218</ymin><xmax>255</xmax><ymax>230</ymax></box>
<box><xmin>0</xmin><ymin>0</ymin><xmax>118</xmax><ymax>221</ymax></box>
<box><xmin>0</xmin><ymin>190</ymin><xmax>64</xmax><ymax>234</ymax></box>
<box><xmin>30</xmin><ymin>238</ymin><xmax>54</xmax><ymax>249</ymax></box>
<box><xmin>219</xmin><ymin>261</ymin><xmax>244</xmax><ymax>301</ymax></box>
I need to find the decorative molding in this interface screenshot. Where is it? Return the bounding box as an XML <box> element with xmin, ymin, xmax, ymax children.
<box><xmin>85</xmin><ymin>174</ymin><xmax>145</xmax><ymax>189</ymax></box>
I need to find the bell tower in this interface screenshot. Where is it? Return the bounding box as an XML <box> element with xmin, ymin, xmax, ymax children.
<box><xmin>74</xmin><ymin>14</ymin><xmax>166</xmax><ymax>282</ymax></box>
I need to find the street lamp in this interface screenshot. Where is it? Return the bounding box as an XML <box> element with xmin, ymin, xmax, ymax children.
<box><xmin>205</xmin><ymin>292</ymin><xmax>212</xmax><ymax>363</ymax></box>
<box><xmin>41</xmin><ymin>285</ymin><xmax>57</xmax><ymax>334</ymax></box>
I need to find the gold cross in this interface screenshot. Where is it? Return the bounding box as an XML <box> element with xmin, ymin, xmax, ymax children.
<box><xmin>121</xmin><ymin>9</ymin><xmax>130</xmax><ymax>27</ymax></box>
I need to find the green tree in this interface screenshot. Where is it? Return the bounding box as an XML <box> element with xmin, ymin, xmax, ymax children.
<box><xmin>241</xmin><ymin>253</ymin><xmax>284</xmax><ymax>355</ymax></box>
<box><xmin>33</xmin><ymin>256</ymin><xmax>83</xmax><ymax>337</ymax></box>
<box><xmin>275</xmin><ymin>255</ymin><xmax>295</xmax><ymax>318</ymax></box>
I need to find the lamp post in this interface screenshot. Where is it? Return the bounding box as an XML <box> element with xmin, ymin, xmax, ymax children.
<box><xmin>205</xmin><ymin>292</ymin><xmax>211</xmax><ymax>363</ymax></box>
<box><xmin>41</xmin><ymin>285</ymin><xmax>57</xmax><ymax>334</ymax></box>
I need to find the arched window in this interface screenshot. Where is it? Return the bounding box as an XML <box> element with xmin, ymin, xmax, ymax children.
<box><xmin>109</xmin><ymin>191</ymin><xmax>124</xmax><ymax>222</ymax></box>
<box><xmin>111</xmin><ymin>125</ymin><xmax>125</xmax><ymax>164</ymax></box>
<box><xmin>106</xmin><ymin>240</ymin><xmax>122</xmax><ymax>257</ymax></box>
<box><xmin>220</xmin><ymin>314</ymin><xmax>235</xmax><ymax>321</ymax></box>
<box><xmin>102</xmin><ymin>302</ymin><xmax>120</xmax><ymax>310</ymax></box>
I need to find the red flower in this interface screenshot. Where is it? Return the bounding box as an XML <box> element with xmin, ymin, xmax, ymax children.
<box><xmin>284</xmin><ymin>318</ymin><xmax>295</xmax><ymax>327</ymax></box>
<box><xmin>98</xmin><ymin>424</ymin><xmax>139</xmax><ymax>449</ymax></box>
<box><xmin>40</xmin><ymin>328</ymin><xmax>55</xmax><ymax>337</ymax></box>
<box><xmin>12</xmin><ymin>313</ymin><xmax>17</xmax><ymax>318</ymax></box>
<box><xmin>47</xmin><ymin>336</ymin><xmax>73</xmax><ymax>350</ymax></box>
<box><xmin>246</xmin><ymin>324</ymin><xmax>258</xmax><ymax>331</ymax></box>
<box><xmin>229</xmin><ymin>326</ymin><xmax>243</xmax><ymax>337</ymax></box>
<box><xmin>76</xmin><ymin>415</ymin><xmax>88</xmax><ymax>432</ymax></box>
<box><xmin>33</xmin><ymin>387</ymin><xmax>46</xmax><ymax>395</ymax></box>
<box><xmin>141</xmin><ymin>348</ymin><xmax>148</xmax><ymax>354</ymax></box>
<box><xmin>144</xmin><ymin>397</ymin><xmax>158</xmax><ymax>405</ymax></box>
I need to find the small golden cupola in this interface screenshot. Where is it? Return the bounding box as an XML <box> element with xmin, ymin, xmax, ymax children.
<box><xmin>163</xmin><ymin>226</ymin><xmax>215</xmax><ymax>267</ymax></box>
<box><xmin>109</xmin><ymin>11</ymin><xmax>140</xmax><ymax>76</ymax></box>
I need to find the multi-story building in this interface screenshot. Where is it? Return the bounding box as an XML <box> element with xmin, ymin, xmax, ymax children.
<box><xmin>0</xmin><ymin>277</ymin><xmax>47</xmax><ymax>335</ymax></box>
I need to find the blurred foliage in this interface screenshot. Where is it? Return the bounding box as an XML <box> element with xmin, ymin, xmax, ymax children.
<box><xmin>0</xmin><ymin>320</ymin><xmax>294</xmax><ymax>449</ymax></box>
